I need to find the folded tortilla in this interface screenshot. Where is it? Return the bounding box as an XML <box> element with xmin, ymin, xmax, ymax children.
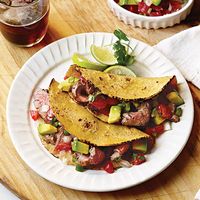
<box><xmin>49</xmin><ymin>79</ymin><xmax>149</xmax><ymax>146</ymax></box>
<box><xmin>66</xmin><ymin>65</ymin><xmax>174</xmax><ymax>100</ymax></box>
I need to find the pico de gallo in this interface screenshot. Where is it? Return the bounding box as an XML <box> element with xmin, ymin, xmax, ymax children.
<box><xmin>114</xmin><ymin>0</ymin><xmax>187</xmax><ymax>16</ymax></box>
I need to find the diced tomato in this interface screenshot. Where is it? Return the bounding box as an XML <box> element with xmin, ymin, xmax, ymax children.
<box><xmin>138</xmin><ymin>2</ymin><xmax>149</xmax><ymax>15</ymax></box>
<box><xmin>132</xmin><ymin>153</ymin><xmax>146</xmax><ymax>165</ymax></box>
<box><xmin>91</xmin><ymin>100</ymin><xmax>107</xmax><ymax>110</ymax></box>
<box><xmin>150</xmin><ymin>11</ymin><xmax>162</xmax><ymax>16</ymax></box>
<box><xmin>157</xmin><ymin>103</ymin><xmax>172</xmax><ymax>119</ymax></box>
<box><xmin>146</xmin><ymin>124</ymin><xmax>165</xmax><ymax>136</ymax></box>
<box><xmin>90</xmin><ymin>95</ymin><xmax>107</xmax><ymax>110</ymax></box>
<box><xmin>103</xmin><ymin>161</ymin><xmax>114</xmax><ymax>174</ymax></box>
<box><xmin>162</xmin><ymin>9</ymin><xmax>171</xmax><ymax>15</ymax></box>
<box><xmin>100</xmin><ymin>106</ymin><xmax>110</xmax><ymax>116</ymax></box>
<box><xmin>90</xmin><ymin>95</ymin><xmax>119</xmax><ymax>116</ymax></box>
<box><xmin>151</xmin><ymin>5</ymin><xmax>163</xmax><ymax>12</ymax></box>
<box><xmin>150</xmin><ymin>5</ymin><xmax>163</xmax><ymax>16</ymax></box>
<box><xmin>30</xmin><ymin>110</ymin><xmax>40</xmax><ymax>121</ymax></box>
<box><xmin>155</xmin><ymin>124</ymin><xmax>165</xmax><ymax>134</ymax></box>
<box><xmin>55</xmin><ymin>142</ymin><xmax>72</xmax><ymax>152</ymax></box>
<box><xmin>170</xmin><ymin>0</ymin><xmax>182</xmax><ymax>12</ymax></box>
<box><xmin>124</xmin><ymin>5</ymin><xmax>138</xmax><ymax>13</ymax></box>
<box><xmin>64</xmin><ymin>75</ymin><xmax>68</xmax><ymax>80</ymax></box>
<box><xmin>106</xmin><ymin>97</ymin><xmax>119</xmax><ymax>106</ymax></box>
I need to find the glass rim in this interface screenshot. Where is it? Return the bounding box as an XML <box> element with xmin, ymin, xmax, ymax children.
<box><xmin>0</xmin><ymin>0</ymin><xmax>41</xmax><ymax>8</ymax></box>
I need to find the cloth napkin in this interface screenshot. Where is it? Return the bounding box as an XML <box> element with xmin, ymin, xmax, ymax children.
<box><xmin>155</xmin><ymin>25</ymin><xmax>200</xmax><ymax>199</ymax></box>
<box><xmin>154</xmin><ymin>25</ymin><xmax>200</xmax><ymax>89</ymax></box>
<box><xmin>195</xmin><ymin>189</ymin><xmax>200</xmax><ymax>200</ymax></box>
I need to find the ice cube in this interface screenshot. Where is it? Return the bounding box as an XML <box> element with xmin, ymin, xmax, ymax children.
<box><xmin>1</xmin><ymin>0</ymin><xmax>41</xmax><ymax>25</ymax></box>
<box><xmin>0</xmin><ymin>0</ymin><xmax>11</xmax><ymax>6</ymax></box>
<box><xmin>2</xmin><ymin>6</ymin><xmax>35</xmax><ymax>25</ymax></box>
<box><xmin>10</xmin><ymin>0</ymin><xmax>34</xmax><ymax>6</ymax></box>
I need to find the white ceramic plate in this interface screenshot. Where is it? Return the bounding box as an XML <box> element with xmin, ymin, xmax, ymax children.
<box><xmin>6</xmin><ymin>33</ymin><xmax>194</xmax><ymax>192</ymax></box>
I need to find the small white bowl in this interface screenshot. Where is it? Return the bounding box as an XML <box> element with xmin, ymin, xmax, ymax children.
<box><xmin>107</xmin><ymin>0</ymin><xmax>194</xmax><ymax>29</ymax></box>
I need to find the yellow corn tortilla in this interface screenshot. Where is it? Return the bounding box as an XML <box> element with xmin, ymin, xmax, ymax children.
<box><xmin>66</xmin><ymin>65</ymin><xmax>174</xmax><ymax>100</ymax></box>
<box><xmin>49</xmin><ymin>79</ymin><xmax>149</xmax><ymax>146</ymax></box>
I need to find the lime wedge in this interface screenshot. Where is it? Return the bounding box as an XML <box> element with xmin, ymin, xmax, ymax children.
<box><xmin>104</xmin><ymin>65</ymin><xmax>136</xmax><ymax>76</ymax></box>
<box><xmin>72</xmin><ymin>53</ymin><xmax>107</xmax><ymax>71</ymax></box>
<box><xmin>90</xmin><ymin>44</ymin><xmax>117</xmax><ymax>65</ymax></box>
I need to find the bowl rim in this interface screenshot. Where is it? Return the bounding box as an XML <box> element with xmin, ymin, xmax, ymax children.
<box><xmin>108</xmin><ymin>0</ymin><xmax>194</xmax><ymax>20</ymax></box>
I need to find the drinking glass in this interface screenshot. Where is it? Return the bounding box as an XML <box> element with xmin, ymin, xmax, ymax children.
<box><xmin>0</xmin><ymin>0</ymin><xmax>49</xmax><ymax>47</ymax></box>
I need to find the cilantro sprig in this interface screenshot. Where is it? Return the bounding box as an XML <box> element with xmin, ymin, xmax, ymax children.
<box><xmin>113</xmin><ymin>29</ymin><xmax>135</xmax><ymax>66</ymax></box>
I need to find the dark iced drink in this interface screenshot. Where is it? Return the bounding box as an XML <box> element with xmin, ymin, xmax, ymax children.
<box><xmin>0</xmin><ymin>0</ymin><xmax>49</xmax><ymax>47</ymax></box>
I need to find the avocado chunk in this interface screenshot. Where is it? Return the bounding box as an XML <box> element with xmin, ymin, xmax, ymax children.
<box><xmin>151</xmin><ymin>108</ymin><xmax>165</xmax><ymax>125</ymax></box>
<box><xmin>119</xmin><ymin>0</ymin><xmax>138</xmax><ymax>5</ymax></box>
<box><xmin>132</xmin><ymin>139</ymin><xmax>148</xmax><ymax>153</ymax></box>
<box><xmin>167</xmin><ymin>91</ymin><xmax>184</xmax><ymax>106</ymax></box>
<box><xmin>58</xmin><ymin>77</ymin><xmax>79</xmax><ymax>92</ymax></box>
<box><xmin>175</xmin><ymin>107</ymin><xmax>183</xmax><ymax>117</ymax></box>
<box><xmin>38</xmin><ymin>123</ymin><xmax>57</xmax><ymax>136</ymax></box>
<box><xmin>72</xmin><ymin>140</ymin><xmax>89</xmax><ymax>154</ymax></box>
<box><xmin>108</xmin><ymin>105</ymin><xmax>122</xmax><ymax>124</ymax></box>
<box><xmin>152</xmin><ymin>0</ymin><xmax>161</xmax><ymax>6</ymax></box>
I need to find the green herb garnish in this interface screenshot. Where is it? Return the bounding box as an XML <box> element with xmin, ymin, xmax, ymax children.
<box><xmin>50</xmin><ymin>117</ymin><xmax>57</xmax><ymax>125</ymax></box>
<box><xmin>114</xmin><ymin>29</ymin><xmax>129</xmax><ymax>41</ymax></box>
<box><xmin>117</xmin><ymin>102</ymin><xmax>131</xmax><ymax>112</ymax></box>
<box><xmin>75</xmin><ymin>164</ymin><xmax>85</xmax><ymax>172</ymax></box>
<box><xmin>64</xmin><ymin>130</ymin><xmax>70</xmax><ymax>135</ymax></box>
<box><xmin>113</xmin><ymin>29</ymin><xmax>135</xmax><ymax>66</ymax></box>
<box><xmin>54</xmin><ymin>121</ymin><xmax>61</xmax><ymax>127</ymax></box>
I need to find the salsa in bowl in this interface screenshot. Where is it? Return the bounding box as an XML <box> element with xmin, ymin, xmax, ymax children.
<box><xmin>108</xmin><ymin>0</ymin><xmax>193</xmax><ymax>28</ymax></box>
<box><xmin>114</xmin><ymin>0</ymin><xmax>188</xmax><ymax>16</ymax></box>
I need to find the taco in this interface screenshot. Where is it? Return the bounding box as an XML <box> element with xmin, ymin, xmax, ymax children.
<box><xmin>59</xmin><ymin>65</ymin><xmax>184</xmax><ymax>128</ymax></box>
<box><xmin>49</xmin><ymin>79</ymin><xmax>149</xmax><ymax>146</ymax></box>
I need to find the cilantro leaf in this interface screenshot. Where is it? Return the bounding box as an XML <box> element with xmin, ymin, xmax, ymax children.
<box><xmin>114</xmin><ymin>29</ymin><xmax>129</xmax><ymax>41</ymax></box>
<box><xmin>113</xmin><ymin>29</ymin><xmax>135</xmax><ymax>66</ymax></box>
